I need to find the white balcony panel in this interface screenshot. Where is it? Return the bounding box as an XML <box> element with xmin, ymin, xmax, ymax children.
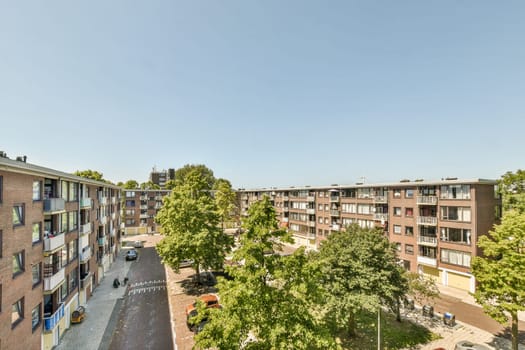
<box><xmin>44</xmin><ymin>234</ymin><xmax>65</xmax><ymax>252</ymax></box>
<box><xmin>417</xmin><ymin>256</ymin><xmax>437</xmax><ymax>267</ymax></box>
<box><xmin>44</xmin><ymin>268</ymin><xmax>65</xmax><ymax>291</ymax></box>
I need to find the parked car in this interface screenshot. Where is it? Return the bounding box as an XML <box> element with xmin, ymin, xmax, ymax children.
<box><xmin>454</xmin><ymin>341</ymin><xmax>491</xmax><ymax>350</ymax></box>
<box><xmin>179</xmin><ymin>259</ymin><xmax>194</xmax><ymax>268</ymax></box>
<box><xmin>193</xmin><ymin>271</ymin><xmax>217</xmax><ymax>286</ymax></box>
<box><xmin>185</xmin><ymin>294</ymin><xmax>220</xmax><ymax>317</ymax></box>
<box><xmin>133</xmin><ymin>241</ymin><xmax>144</xmax><ymax>248</ymax></box>
<box><xmin>126</xmin><ymin>249</ymin><xmax>138</xmax><ymax>261</ymax></box>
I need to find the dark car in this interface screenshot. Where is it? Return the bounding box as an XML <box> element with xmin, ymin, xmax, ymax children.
<box><xmin>126</xmin><ymin>249</ymin><xmax>138</xmax><ymax>261</ymax></box>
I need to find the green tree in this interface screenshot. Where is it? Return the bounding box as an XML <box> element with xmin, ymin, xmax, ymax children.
<box><xmin>74</xmin><ymin>169</ymin><xmax>110</xmax><ymax>183</ymax></box>
<box><xmin>499</xmin><ymin>169</ymin><xmax>525</xmax><ymax>213</ymax></box>
<box><xmin>155</xmin><ymin>168</ymin><xmax>232</xmax><ymax>281</ymax></box>
<box><xmin>195</xmin><ymin>196</ymin><xmax>338</xmax><ymax>350</ymax></box>
<box><xmin>316</xmin><ymin>224</ymin><xmax>408</xmax><ymax>337</ymax></box>
<box><xmin>165</xmin><ymin>179</ymin><xmax>177</xmax><ymax>190</ymax></box>
<box><xmin>213</xmin><ymin>178</ymin><xmax>238</xmax><ymax>230</ymax></box>
<box><xmin>406</xmin><ymin>272</ymin><xmax>440</xmax><ymax>308</ymax></box>
<box><xmin>175</xmin><ymin>164</ymin><xmax>215</xmax><ymax>189</ymax></box>
<box><xmin>140</xmin><ymin>181</ymin><xmax>161</xmax><ymax>190</ymax></box>
<box><xmin>122</xmin><ymin>180</ymin><xmax>139</xmax><ymax>189</ymax></box>
<box><xmin>472</xmin><ymin>210</ymin><xmax>525</xmax><ymax>350</ymax></box>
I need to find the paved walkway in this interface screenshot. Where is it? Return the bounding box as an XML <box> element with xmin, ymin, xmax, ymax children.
<box><xmin>56</xmin><ymin>249</ymin><xmax>133</xmax><ymax>350</ymax></box>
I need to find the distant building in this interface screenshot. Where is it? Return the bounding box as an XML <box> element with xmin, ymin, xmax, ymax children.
<box><xmin>122</xmin><ymin>189</ymin><xmax>171</xmax><ymax>234</ymax></box>
<box><xmin>149</xmin><ymin>167</ymin><xmax>175</xmax><ymax>189</ymax></box>
<box><xmin>238</xmin><ymin>178</ymin><xmax>502</xmax><ymax>294</ymax></box>
<box><xmin>0</xmin><ymin>154</ymin><xmax>121</xmax><ymax>350</ymax></box>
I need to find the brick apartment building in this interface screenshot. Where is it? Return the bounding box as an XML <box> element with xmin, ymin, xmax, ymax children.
<box><xmin>0</xmin><ymin>155</ymin><xmax>121</xmax><ymax>350</ymax></box>
<box><xmin>149</xmin><ymin>167</ymin><xmax>175</xmax><ymax>189</ymax></box>
<box><xmin>122</xmin><ymin>189</ymin><xmax>170</xmax><ymax>235</ymax></box>
<box><xmin>238</xmin><ymin>178</ymin><xmax>501</xmax><ymax>293</ymax></box>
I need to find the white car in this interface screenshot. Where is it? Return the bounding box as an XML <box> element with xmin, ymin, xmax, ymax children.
<box><xmin>133</xmin><ymin>241</ymin><xmax>144</xmax><ymax>248</ymax></box>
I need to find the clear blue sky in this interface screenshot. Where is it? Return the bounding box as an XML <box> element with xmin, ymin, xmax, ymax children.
<box><xmin>1</xmin><ymin>1</ymin><xmax>524</xmax><ymax>188</ymax></box>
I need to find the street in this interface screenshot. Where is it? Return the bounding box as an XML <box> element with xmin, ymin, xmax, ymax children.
<box><xmin>108</xmin><ymin>236</ymin><xmax>173</xmax><ymax>350</ymax></box>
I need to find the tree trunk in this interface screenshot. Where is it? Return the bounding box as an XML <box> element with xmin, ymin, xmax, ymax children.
<box><xmin>196</xmin><ymin>264</ymin><xmax>201</xmax><ymax>284</ymax></box>
<box><xmin>396</xmin><ymin>299</ymin><xmax>402</xmax><ymax>322</ymax></box>
<box><xmin>348</xmin><ymin>312</ymin><xmax>357</xmax><ymax>337</ymax></box>
<box><xmin>511</xmin><ymin>311</ymin><xmax>518</xmax><ymax>350</ymax></box>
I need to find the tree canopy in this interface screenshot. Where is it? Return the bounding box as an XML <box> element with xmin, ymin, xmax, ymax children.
<box><xmin>194</xmin><ymin>196</ymin><xmax>339</xmax><ymax>350</ymax></box>
<box><xmin>499</xmin><ymin>169</ymin><xmax>525</xmax><ymax>213</ymax></box>
<box><xmin>213</xmin><ymin>178</ymin><xmax>238</xmax><ymax>229</ymax></box>
<box><xmin>74</xmin><ymin>169</ymin><xmax>111</xmax><ymax>183</ymax></box>
<box><xmin>140</xmin><ymin>181</ymin><xmax>161</xmax><ymax>190</ymax></box>
<box><xmin>175</xmin><ymin>164</ymin><xmax>215</xmax><ymax>189</ymax></box>
<box><xmin>155</xmin><ymin>166</ymin><xmax>233</xmax><ymax>280</ymax></box>
<box><xmin>472</xmin><ymin>210</ymin><xmax>525</xmax><ymax>350</ymax></box>
<box><xmin>121</xmin><ymin>180</ymin><xmax>139</xmax><ymax>189</ymax></box>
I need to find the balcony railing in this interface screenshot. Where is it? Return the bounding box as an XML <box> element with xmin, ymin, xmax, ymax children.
<box><xmin>140</xmin><ymin>213</ymin><xmax>149</xmax><ymax>219</ymax></box>
<box><xmin>418</xmin><ymin>235</ymin><xmax>438</xmax><ymax>246</ymax></box>
<box><xmin>283</xmin><ymin>196</ymin><xmax>289</xmax><ymax>201</ymax></box>
<box><xmin>44</xmin><ymin>267</ymin><xmax>65</xmax><ymax>292</ymax></box>
<box><xmin>330</xmin><ymin>195</ymin><xmax>340</xmax><ymax>202</ymax></box>
<box><xmin>80</xmin><ymin>247</ymin><xmax>91</xmax><ymax>263</ymax></box>
<box><xmin>140</xmin><ymin>205</ymin><xmax>148</xmax><ymax>210</ymax></box>
<box><xmin>282</xmin><ymin>207</ymin><xmax>289</xmax><ymax>212</ymax></box>
<box><xmin>308</xmin><ymin>221</ymin><xmax>316</xmax><ymax>227</ymax></box>
<box><xmin>100</xmin><ymin>216</ymin><xmax>107</xmax><ymax>225</ymax></box>
<box><xmin>80</xmin><ymin>234</ymin><xmax>89</xmax><ymax>251</ymax></box>
<box><xmin>330</xmin><ymin>210</ymin><xmax>340</xmax><ymax>216</ymax></box>
<box><xmin>111</xmin><ymin>212</ymin><xmax>116</xmax><ymax>220</ymax></box>
<box><xmin>80</xmin><ymin>272</ymin><xmax>92</xmax><ymax>289</ymax></box>
<box><xmin>112</xmin><ymin>197</ymin><xmax>117</xmax><ymax>204</ymax></box>
<box><xmin>80</xmin><ymin>197</ymin><xmax>92</xmax><ymax>208</ymax></box>
<box><xmin>417</xmin><ymin>196</ymin><xmax>438</xmax><ymax>205</ymax></box>
<box><xmin>99</xmin><ymin>254</ymin><xmax>109</xmax><ymax>266</ymax></box>
<box><xmin>306</xmin><ymin>208</ymin><xmax>315</xmax><ymax>215</ymax></box>
<box><xmin>331</xmin><ymin>224</ymin><xmax>340</xmax><ymax>231</ymax></box>
<box><xmin>373</xmin><ymin>213</ymin><xmax>388</xmax><ymax>221</ymax></box>
<box><xmin>281</xmin><ymin>217</ymin><xmax>289</xmax><ymax>223</ymax></box>
<box><xmin>417</xmin><ymin>216</ymin><xmax>438</xmax><ymax>226</ymax></box>
<box><xmin>80</xmin><ymin>222</ymin><xmax>92</xmax><ymax>236</ymax></box>
<box><xmin>373</xmin><ymin>195</ymin><xmax>388</xmax><ymax>204</ymax></box>
<box><xmin>43</xmin><ymin>198</ymin><xmax>65</xmax><ymax>213</ymax></box>
<box><xmin>110</xmin><ymin>227</ymin><xmax>116</xmax><ymax>237</ymax></box>
<box><xmin>417</xmin><ymin>255</ymin><xmax>437</xmax><ymax>267</ymax></box>
<box><xmin>307</xmin><ymin>196</ymin><xmax>315</xmax><ymax>202</ymax></box>
<box><xmin>44</xmin><ymin>303</ymin><xmax>64</xmax><ymax>332</ymax></box>
<box><xmin>99</xmin><ymin>197</ymin><xmax>108</xmax><ymax>205</ymax></box>
<box><xmin>98</xmin><ymin>236</ymin><xmax>107</xmax><ymax>246</ymax></box>
<box><xmin>44</xmin><ymin>233</ymin><xmax>65</xmax><ymax>252</ymax></box>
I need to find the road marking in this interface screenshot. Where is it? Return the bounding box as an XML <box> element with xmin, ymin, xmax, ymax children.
<box><xmin>127</xmin><ymin>280</ymin><xmax>167</xmax><ymax>296</ymax></box>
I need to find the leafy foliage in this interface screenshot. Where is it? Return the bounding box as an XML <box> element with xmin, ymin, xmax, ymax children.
<box><xmin>213</xmin><ymin>178</ymin><xmax>238</xmax><ymax>229</ymax></box>
<box><xmin>499</xmin><ymin>169</ymin><xmax>525</xmax><ymax>213</ymax></box>
<box><xmin>194</xmin><ymin>196</ymin><xmax>339</xmax><ymax>350</ymax></box>
<box><xmin>316</xmin><ymin>224</ymin><xmax>408</xmax><ymax>337</ymax></box>
<box><xmin>155</xmin><ymin>166</ymin><xmax>233</xmax><ymax>279</ymax></box>
<box><xmin>175</xmin><ymin>164</ymin><xmax>215</xmax><ymax>189</ymax></box>
<box><xmin>74</xmin><ymin>169</ymin><xmax>111</xmax><ymax>183</ymax></box>
<box><xmin>140</xmin><ymin>181</ymin><xmax>161</xmax><ymax>190</ymax></box>
<box><xmin>406</xmin><ymin>272</ymin><xmax>440</xmax><ymax>307</ymax></box>
<box><xmin>472</xmin><ymin>210</ymin><xmax>525</xmax><ymax>350</ymax></box>
<box><xmin>121</xmin><ymin>180</ymin><xmax>139</xmax><ymax>189</ymax></box>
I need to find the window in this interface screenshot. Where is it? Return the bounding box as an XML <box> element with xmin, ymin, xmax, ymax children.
<box><xmin>405</xmin><ymin>207</ymin><xmax>414</xmax><ymax>217</ymax></box>
<box><xmin>341</xmin><ymin>203</ymin><xmax>357</xmax><ymax>214</ymax></box>
<box><xmin>68</xmin><ymin>240</ymin><xmax>78</xmax><ymax>263</ymax></box>
<box><xmin>61</xmin><ymin>212</ymin><xmax>68</xmax><ymax>233</ymax></box>
<box><xmin>393</xmin><ymin>189</ymin><xmax>401</xmax><ymax>198</ymax></box>
<box><xmin>12</xmin><ymin>297</ymin><xmax>24</xmax><ymax>328</ymax></box>
<box><xmin>441</xmin><ymin>249</ymin><xmax>471</xmax><ymax>267</ymax></box>
<box><xmin>32</xmin><ymin>222</ymin><xmax>41</xmax><ymax>244</ymax></box>
<box><xmin>125</xmin><ymin>219</ymin><xmax>135</xmax><ymax>225</ymax></box>
<box><xmin>12</xmin><ymin>204</ymin><xmax>25</xmax><ymax>226</ymax></box>
<box><xmin>0</xmin><ymin>230</ymin><xmax>2</xmax><ymax>258</ymax></box>
<box><xmin>393</xmin><ymin>225</ymin><xmax>402</xmax><ymax>234</ymax></box>
<box><xmin>440</xmin><ymin>184</ymin><xmax>471</xmax><ymax>199</ymax></box>
<box><xmin>395</xmin><ymin>243</ymin><xmax>401</xmax><ymax>252</ymax></box>
<box><xmin>33</xmin><ymin>181</ymin><xmax>42</xmax><ymax>200</ymax></box>
<box><xmin>393</xmin><ymin>207</ymin><xmax>401</xmax><ymax>216</ymax></box>
<box><xmin>126</xmin><ymin>191</ymin><xmax>135</xmax><ymax>198</ymax></box>
<box><xmin>32</xmin><ymin>304</ymin><xmax>41</xmax><ymax>331</ymax></box>
<box><xmin>69</xmin><ymin>182</ymin><xmax>78</xmax><ymax>202</ymax></box>
<box><xmin>440</xmin><ymin>227</ymin><xmax>471</xmax><ymax>245</ymax></box>
<box><xmin>60</xmin><ymin>280</ymin><xmax>68</xmax><ymax>301</ymax></box>
<box><xmin>69</xmin><ymin>211</ymin><xmax>78</xmax><ymax>231</ymax></box>
<box><xmin>61</xmin><ymin>181</ymin><xmax>68</xmax><ymax>201</ymax></box>
<box><xmin>357</xmin><ymin>204</ymin><xmax>371</xmax><ymax>215</ymax></box>
<box><xmin>405</xmin><ymin>244</ymin><xmax>414</xmax><ymax>255</ymax></box>
<box><xmin>69</xmin><ymin>269</ymin><xmax>78</xmax><ymax>292</ymax></box>
<box><xmin>32</xmin><ymin>263</ymin><xmax>41</xmax><ymax>287</ymax></box>
<box><xmin>12</xmin><ymin>251</ymin><xmax>25</xmax><ymax>277</ymax></box>
<box><xmin>324</xmin><ymin>204</ymin><xmax>329</xmax><ymax>211</ymax></box>
<box><xmin>125</xmin><ymin>200</ymin><xmax>136</xmax><ymax>207</ymax></box>
<box><xmin>440</xmin><ymin>206</ymin><xmax>471</xmax><ymax>222</ymax></box>
<box><xmin>419</xmin><ymin>246</ymin><xmax>437</xmax><ymax>258</ymax></box>
<box><xmin>405</xmin><ymin>226</ymin><xmax>414</xmax><ymax>236</ymax></box>
<box><xmin>125</xmin><ymin>209</ymin><xmax>135</xmax><ymax>216</ymax></box>
<box><xmin>60</xmin><ymin>247</ymin><xmax>68</xmax><ymax>267</ymax></box>
<box><xmin>405</xmin><ymin>189</ymin><xmax>414</xmax><ymax>198</ymax></box>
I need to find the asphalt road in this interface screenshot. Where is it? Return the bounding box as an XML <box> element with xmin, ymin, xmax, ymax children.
<box><xmin>108</xmin><ymin>245</ymin><xmax>173</xmax><ymax>350</ymax></box>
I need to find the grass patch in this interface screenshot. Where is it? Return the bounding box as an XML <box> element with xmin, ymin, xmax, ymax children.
<box><xmin>341</xmin><ymin>310</ymin><xmax>441</xmax><ymax>349</ymax></box>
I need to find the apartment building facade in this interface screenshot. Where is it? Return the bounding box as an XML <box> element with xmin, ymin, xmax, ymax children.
<box><xmin>122</xmin><ymin>189</ymin><xmax>170</xmax><ymax>235</ymax></box>
<box><xmin>149</xmin><ymin>167</ymin><xmax>175</xmax><ymax>189</ymax></box>
<box><xmin>239</xmin><ymin>178</ymin><xmax>501</xmax><ymax>293</ymax></box>
<box><xmin>0</xmin><ymin>156</ymin><xmax>121</xmax><ymax>350</ymax></box>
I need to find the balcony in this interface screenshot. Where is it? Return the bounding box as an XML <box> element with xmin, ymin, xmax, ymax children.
<box><xmin>44</xmin><ymin>267</ymin><xmax>65</xmax><ymax>292</ymax></box>
<box><xmin>140</xmin><ymin>213</ymin><xmax>149</xmax><ymax>219</ymax></box>
<box><xmin>331</xmin><ymin>224</ymin><xmax>340</xmax><ymax>231</ymax></box>
<box><xmin>330</xmin><ymin>210</ymin><xmax>340</xmax><ymax>216</ymax></box>
<box><xmin>417</xmin><ymin>196</ymin><xmax>438</xmax><ymax>205</ymax></box>
<box><xmin>80</xmin><ymin>222</ymin><xmax>92</xmax><ymax>236</ymax></box>
<box><xmin>110</xmin><ymin>227</ymin><xmax>117</xmax><ymax>237</ymax></box>
<box><xmin>373</xmin><ymin>213</ymin><xmax>388</xmax><ymax>222</ymax></box>
<box><xmin>44</xmin><ymin>233</ymin><xmax>65</xmax><ymax>253</ymax></box>
<box><xmin>417</xmin><ymin>216</ymin><xmax>437</xmax><ymax>226</ymax></box>
<box><xmin>282</xmin><ymin>217</ymin><xmax>289</xmax><ymax>223</ymax></box>
<box><xmin>307</xmin><ymin>196</ymin><xmax>315</xmax><ymax>202</ymax></box>
<box><xmin>140</xmin><ymin>205</ymin><xmax>148</xmax><ymax>210</ymax></box>
<box><xmin>43</xmin><ymin>303</ymin><xmax>64</xmax><ymax>332</ymax></box>
<box><xmin>155</xmin><ymin>203</ymin><xmax>163</xmax><ymax>209</ymax></box>
<box><xmin>282</xmin><ymin>207</ymin><xmax>289</xmax><ymax>212</ymax></box>
<box><xmin>43</xmin><ymin>198</ymin><xmax>65</xmax><ymax>213</ymax></box>
<box><xmin>99</xmin><ymin>254</ymin><xmax>109</xmax><ymax>266</ymax></box>
<box><xmin>80</xmin><ymin>234</ymin><xmax>89</xmax><ymax>250</ymax></box>
<box><xmin>80</xmin><ymin>272</ymin><xmax>92</xmax><ymax>289</ymax></box>
<box><xmin>330</xmin><ymin>195</ymin><xmax>340</xmax><ymax>202</ymax></box>
<box><xmin>306</xmin><ymin>208</ymin><xmax>315</xmax><ymax>215</ymax></box>
<box><xmin>417</xmin><ymin>255</ymin><xmax>437</xmax><ymax>267</ymax></box>
<box><xmin>155</xmin><ymin>196</ymin><xmax>163</xmax><ymax>201</ymax></box>
<box><xmin>111</xmin><ymin>212</ymin><xmax>116</xmax><ymax>220</ymax></box>
<box><xmin>283</xmin><ymin>196</ymin><xmax>289</xmax><ymax>201</ymax></box>
<box><xmin>418</xmin><ymin>235</ymin><xmax>438</xmax><ymax>246</ymax></box>
<box><xmin>373</xmin><ymin>195</ymin><xmax>388</xmax><ymax>204</ymax></box>
<box><xmin>112</xmin><ymin>197</ymin><xmax>117</xmax><ymax>204</ymax></box>
<box><xmin>99</xmin><ymin>197</ymin><xmax>108</xmax><ymax>205</ymax></box>
<box><xmin>308</xmin><ymin>221</ymin><xmax>316</xmax><ymax>227</ymax></box>
<box><xmin>98</xmin><ymin>236</ymin><xmax>107</xmax><ymax>246</ymax></box>
<box><xmin>80</xmin><ymin>197</ymin><xmax>92</xmax><ymax>209</ymax></box>
<box><xmin>100</xmin><ymin>216</ymin><xmax>107</xmax><ymax>225</ymax></box>
<box><xmin>80</xmin><ymin>247</ymin><xmax>91</xmax><ymax>263</ymax></box>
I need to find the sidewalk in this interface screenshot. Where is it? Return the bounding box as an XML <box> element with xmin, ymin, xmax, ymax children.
<box><xmin>55</xmin><ymin>250</ymin><xmax>132</xmax><ymax>350</ymax></box>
